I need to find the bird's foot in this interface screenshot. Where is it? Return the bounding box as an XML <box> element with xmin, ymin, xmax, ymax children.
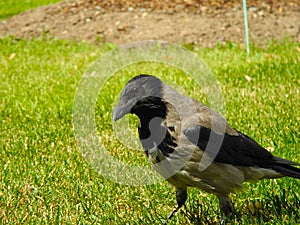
<box><xmin>167</xmin><ymin>208</ymin><xmax>178</xmax><ymax>220</ymax></box>
<box><xmin>163</xmin><ymin>206</ymin><xmax>181</xmax><ymax>224</ymax></box>
<box><xmin>220</xmin><ymin>216</ymin><xmax>227</xmax><ymax>225</ymax></box>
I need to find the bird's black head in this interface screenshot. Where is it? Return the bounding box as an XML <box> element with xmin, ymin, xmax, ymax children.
<box><xmin>113</xmin><ymin>74</ymin><xmax>166</xmax><ymax>121</ymax></box>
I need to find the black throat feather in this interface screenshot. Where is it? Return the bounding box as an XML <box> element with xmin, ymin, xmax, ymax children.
<box><xmin>131</xmin><ymin>96</ymin><xmax>177</xmax><ymax>158</ymax></box>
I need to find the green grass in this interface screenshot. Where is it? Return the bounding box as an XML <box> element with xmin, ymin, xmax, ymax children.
<box><xmin>1</xmin><ymin>36</ymin><xmax>299</xmax><ymax>224</ymax></box>
<box><xmin>0</xmin><ymin>0</ymin><xmax>62</xmax><ymax>20</ymax></box>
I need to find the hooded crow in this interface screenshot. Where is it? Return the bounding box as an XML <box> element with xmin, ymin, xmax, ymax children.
<box><xmin>113</xmin><ymin>74</ymin><xmax>300</xmax><ymax>222</ymax></box>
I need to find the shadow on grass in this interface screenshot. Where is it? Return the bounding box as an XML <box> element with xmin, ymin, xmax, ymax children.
<box><xmin>181</xmin><ymin>189</ymin><xmax>300</xmax><ymax>224</ymax></box>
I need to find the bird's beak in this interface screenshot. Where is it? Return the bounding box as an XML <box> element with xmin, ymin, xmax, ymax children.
<box><xmin>112</xmin><ymin>103</ymin><xmax>126</xmax><ymax>121</ymax></box>
<box><xmin>113</xmin><ymin>99</ymin><xmax>135</xmax><ymax>121</ymax></box>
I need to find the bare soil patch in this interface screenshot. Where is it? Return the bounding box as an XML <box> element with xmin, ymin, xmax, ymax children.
<box><xmin>0</xmin><ymin>0</ymin><xmax>299</xmax><ymax>46</ymax></box>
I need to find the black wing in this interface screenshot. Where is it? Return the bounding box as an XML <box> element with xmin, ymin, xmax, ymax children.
<box><xmin>184</xmin><ymin>125</ymin><xmax>300</xmax><ymax>178</ymax></box>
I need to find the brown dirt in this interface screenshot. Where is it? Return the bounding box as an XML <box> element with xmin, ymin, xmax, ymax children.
<box><xmin>0</xmin><ymin>0</ymin><xmax>299</xmax><ymax>46</ymax></box>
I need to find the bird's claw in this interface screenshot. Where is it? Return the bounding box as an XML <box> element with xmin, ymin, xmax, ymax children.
<box><xmin>163</xmin><ymin>207</ymin><xmax>178</xmax><ymax>224</ymax></box>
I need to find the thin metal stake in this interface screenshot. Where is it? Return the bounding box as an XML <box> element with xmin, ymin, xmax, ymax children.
<box><xmin>243</xmin><ymin>0</ymin><xmax>250</xmax><ymax>55</ymax></box>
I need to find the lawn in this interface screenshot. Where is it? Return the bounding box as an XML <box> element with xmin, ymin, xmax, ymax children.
<box><xmin>1</xmin><ymin>36</ymin><xmax>299</xmax><ymax>224</ymax></box>
<box><xmin>0</xmin><ymin>1</ymin><xmax>300</xmax><ymax>224</ymax></box>
<box><xmin>0</xmin><ymin>0</ymin><xmax>61</xmax><ymax>20</ymax></box>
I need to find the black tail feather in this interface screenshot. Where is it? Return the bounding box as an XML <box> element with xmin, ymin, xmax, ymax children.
<box><xmin>274</xmin><ymin>156</ymin><xmax>299</xmax><ymax>166</ymax></box>
<box><xmin>271</xmin><ymin>164</ymin><xmax>300</xmax><ymax>179</ymax></box>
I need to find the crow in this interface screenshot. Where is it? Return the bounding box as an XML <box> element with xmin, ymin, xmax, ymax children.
<box><xmin>113</xmin><ymin>74</ymin><xmax>300</xmax><ymax>223</ymax></box>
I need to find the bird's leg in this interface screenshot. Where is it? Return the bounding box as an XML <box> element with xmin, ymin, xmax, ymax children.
<box><xmin>217</xmin><ymin>195</ymin><xmax>233</xmax><ymax>225</ymax></box>
<box><xmin>166</xmin><ymin>188</ymin><xmax>187</xmax><ymax>222</ymax></box>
